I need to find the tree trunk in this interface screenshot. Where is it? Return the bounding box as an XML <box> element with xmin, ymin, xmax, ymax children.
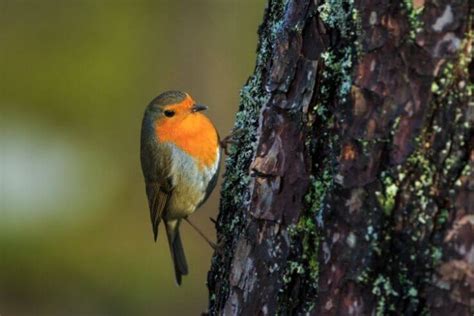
<box><xmin>207</xmin><ymin>0</ymin><xmax>473</xmax><ymax>315</ymax></box>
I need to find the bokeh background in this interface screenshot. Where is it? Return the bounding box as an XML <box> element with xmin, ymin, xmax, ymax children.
<box><xmin>0</xmin><ymin>1</ymin><xmax>265</xmax><ymax>315</ymax></box>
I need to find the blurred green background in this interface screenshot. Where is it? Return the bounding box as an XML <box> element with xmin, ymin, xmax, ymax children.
<box><xmin>0</xmin><ymin>1</ymin><xmax>265</xmax><ymax>315</ymax></box>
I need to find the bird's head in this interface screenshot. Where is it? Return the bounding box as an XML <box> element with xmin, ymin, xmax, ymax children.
<box><xmin>145</xmin><ymin>90</ymin><xmax>208</xmax><ymax>124</ymax></box>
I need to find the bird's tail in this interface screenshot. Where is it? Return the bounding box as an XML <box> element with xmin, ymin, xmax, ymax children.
<box><xmin>165</xmin><ymin>220</ymin><xmax>188</xmax><ymax>285</ymax></box>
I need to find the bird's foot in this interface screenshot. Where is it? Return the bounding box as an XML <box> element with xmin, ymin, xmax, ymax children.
<box><xmin>211</xmin><ymin>238</ymin><xmax>226</xmax><ymax>256</ymax></box>
<box><xmin>184</xmin><ymin>217</ymin><xmax>218</xmax><ymax>250</ymax></box>
<box><xmin>220</xmin><ymin>129</ymin><xmax>245</xmax><ymax>155</ymax></box>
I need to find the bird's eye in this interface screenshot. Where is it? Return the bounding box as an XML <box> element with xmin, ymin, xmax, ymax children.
<box><xmin>164</xmin><ymin>110</ymin><xmax>175</xmax><ymax>117</ymax></box>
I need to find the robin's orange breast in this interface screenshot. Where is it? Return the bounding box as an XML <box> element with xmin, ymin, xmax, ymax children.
<box><xmin>155</xmin><ymin>113</ymin><xmax>219</xmax><ymax>169</ymax></box>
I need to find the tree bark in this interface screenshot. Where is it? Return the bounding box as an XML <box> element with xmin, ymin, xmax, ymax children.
<box><xmin>207</xmin><ymin>0</ymin><xmax>473</xmax><ymax>315</ymax></box>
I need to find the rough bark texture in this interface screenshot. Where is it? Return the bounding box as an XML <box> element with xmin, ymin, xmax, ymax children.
<box><xmin>207</xmin><ymin>0</ymin><xmax>472</xmax><ymax>315</ymax></box>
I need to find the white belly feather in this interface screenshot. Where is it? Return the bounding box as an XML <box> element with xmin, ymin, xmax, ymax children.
<box><xmin>164</xmin><ymin>144</ymin><xmax>219</xmax><ymax>219</ymax></box>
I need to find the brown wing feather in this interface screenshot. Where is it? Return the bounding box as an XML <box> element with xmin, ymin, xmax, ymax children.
<box><xmin>141</xmin><ymin>133</ymin><xmax>174</xmax><ymax>241</ymax></box>
<box><xmin>145</xmin><ymin>182</ymin><xmax>170</xmax><ymax>241</ymax></box>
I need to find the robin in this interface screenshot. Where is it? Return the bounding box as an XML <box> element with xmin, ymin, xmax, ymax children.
<box><xmin>140</xmin><ymin>90</ymin><xmax>220</xmax><ymax>285</ymax></box>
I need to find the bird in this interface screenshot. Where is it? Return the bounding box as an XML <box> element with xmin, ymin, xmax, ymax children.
<box><xmin>140</xmin><ymin>90</ymin><xmax>220</xmax><ymax>285</ymax></box>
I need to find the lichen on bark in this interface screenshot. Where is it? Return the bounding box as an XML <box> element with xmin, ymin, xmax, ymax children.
<box><xmin>207</xmin><ymin>1</ymin><xmax>286</xmax><ymax>313</ymax></box>
<box><xmin>207</xmin><ymin>0</ymin><xmax>473</xmax><ymax>315</ymax></box>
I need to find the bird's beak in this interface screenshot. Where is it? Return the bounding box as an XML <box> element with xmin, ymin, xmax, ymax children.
<box><xmin>191</xmin><ymin>104</ymin><xmax>208</xmax><ymax>112</ymax></box>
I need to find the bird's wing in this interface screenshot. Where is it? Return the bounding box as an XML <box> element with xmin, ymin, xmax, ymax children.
<box><xmin>203</xmin><ymin>150</ymin><xmax>221</xmax><ymax>204</ymax></box>
<box><xmin>199</xmin><ymin>133</ymin><xmax>221</xmax><ymax>207</ymax></box>
<box><xmin>141</xmin><ymin>140</ymin><xmax>174</xmax><ymax>241</ymax></box>
<box><xmin>145</xmin><ymin>181</ymin><xmax>170</xmax><ymax>241</ymax></box>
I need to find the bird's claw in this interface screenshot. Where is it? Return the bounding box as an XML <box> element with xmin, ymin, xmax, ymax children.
<box><xmin>220</xmin><ymin>129</ymin><xmax>245</xmax><ymax>155</ymax></box>
<box><xmin>211</xmin><ymin>239</ymin><xmax>226</xmax><ymax>255</ymax></box>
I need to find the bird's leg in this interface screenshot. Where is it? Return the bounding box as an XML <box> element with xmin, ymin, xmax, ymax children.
<box><xmin>220</xmin><ymin>129</ymin><xmax>245</xmax><ymax>155</ymax></box>
<box><xmin>184</xmin><ymin>218</ymin><xmax>217</xmax><ymax>249</ymax></box>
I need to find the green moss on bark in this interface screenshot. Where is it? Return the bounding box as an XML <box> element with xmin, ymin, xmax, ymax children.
<box><xmin>402</xmin><ymin>0</ymin><xmax>424</xmax><ymax>40</ymax></box>
<box><xmin>362</xmin><ymin>30</ymin><xmax>473</xmax><ymax>316</ymax></box>
<box><xmin>207</xmin><ymin>0</ymin><xmax>287</xmax><ymax>312</ymax></box>
<box><xmin>276</xmin><ymin>0</ymin><xmax>360</xmax><ymax>313</ymax></box>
